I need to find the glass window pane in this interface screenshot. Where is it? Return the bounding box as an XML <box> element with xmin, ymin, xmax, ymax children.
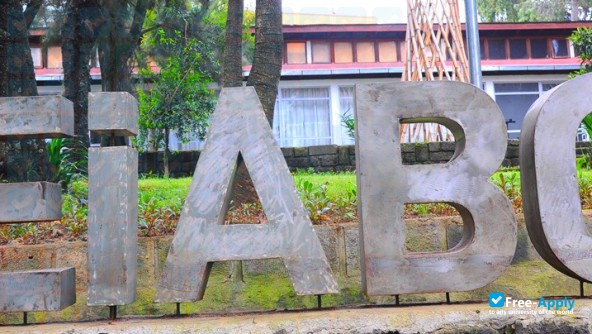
<box><xmin>286</xmin><ymin>42</ymin><xmax>306</xmax><ymax>64</ymax></box>
<box><xmin>488</xmin><ymin>39</ymin><xmax>506</xmax><ymax>59</ymax></box>
<box><xmin>356</xmin><ymin>42</ymin><xmax>375</xmax><ymax>62</ymax></box>
<box><xmin>275</xmin><ymin>87</ymin><xmax>332</xmax><ymax>147</ymax></box>
<box><xmin>31</xmin><ymin>47</ymin><xmax>42</xmax><ymax>68</ymax></box>
<box><xmin>510</xmin><ymin>39</ymin><xmax>527</xmax><ymax>59</ymax></box>
<box><xmin>378</xmin><ymin>41</ymin><xmax>397</xmax><ymax>62</ymax></box>
<box><xmin>495</xmin><ymin>82</ymin><xmax>539</xmax><ymax>93</ymax></box>
<box><xmin>334</xmin><ymin>42</ymin><xmax>353</xmax><ymax>63</ymax></box>
<box><xmin>542</xmin><ymin>83</ymin><xmax>560</xmax><ymax>91</ymax></box>
<box><xmin>531</xmin><ymin>39</ymin><xmax>549</xmax><ymax>58</ymax></box>
<box><xmin>47</xmin><ymin>46</ymin><xmax>62</xmax><ymax>68</ymax></box>
<box><xmin>552</xmin><ymin>39</ymin><xmax>568</xmax><ymax>57</ymax></box>
<box><xmin>400</xmin><ymin>42</ymin><xmax>406</xmax><ymax>62</ymax></box>
<box><xmin>480</xmin><ymin>40</ymin><xmax>486</xmax><ymax>59</ymax></box>
<box><xmin>312</xmin><ymin>41</ymin><xmax>331</xmax><ymax>63</ymax></box>
<box><xmin>496</xmin><ymin>94</ymin><xmax>539</xmax><ymax>138</ymax></box>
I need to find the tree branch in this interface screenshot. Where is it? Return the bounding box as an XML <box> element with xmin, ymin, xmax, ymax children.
<box><xmin>24</xmin><ymin>0</ymin><xmax>43</xmax><ymax>29</ymax></box>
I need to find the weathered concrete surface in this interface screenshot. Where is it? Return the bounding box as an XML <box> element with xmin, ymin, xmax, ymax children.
<box><xmin>88</xmin><ymin>147</ymin><xmax>138</xmax><ymax>306</ymax></box>
<box><xmin>0</xmin><ymin>182</ymin><xmax>62</xmax><ymax>223</ymax></box>
<box><xmin>355</xmin><ymin>82</ymin><xmax>517</xmax><ymax>295</ymax></box>
<box><xmin>0</xmin><ymin>268</ymin><xmax>75</xmax><ymax>312</ymax></box>
<box><xmin>88</xmin><ymin>92</ymin><xmax>138</xmax><ymax>136</ymax></box>
<box><xmin>156</xmin><ymin>87</ymin><xmax>338</xmax><ymax>303</ymax></box>
<box><xmin>4</xmin><ymin>300</ymin><xmax>592</xmax><ymax>333</ymax></box>
<box><xmin>521</xmin><ymin>73</ymin><xmax>592</xmax><ymax>284</ymax></box>
<box><xmin>2</xmin><ymin>214</ymin><xmax>592</xmax><ymax>324</ymax></box>
<box><xmin>0</xmin><ymin>96</ymin><xmax>74</xmax><ymax>139</ymax></box>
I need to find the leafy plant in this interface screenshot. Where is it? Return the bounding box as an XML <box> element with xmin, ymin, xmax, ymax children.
<box><xmin>569</xmin><ymin>27</ymin><xmax>592</xmax><ymax>139</ymax></box>
<box><xmin>48</xmin><ymin>138</ymin><xmax>87</xmax><ymax>188</ymax></box>
<box><xmin>297</xmin><ymin>180</ymin><xmax>333</xmax><ymax>224</ymax></box>
<box><xmin>341</xmin><ymin>110</ymin><xmax>356</xmax><ymax>140</ymax></box>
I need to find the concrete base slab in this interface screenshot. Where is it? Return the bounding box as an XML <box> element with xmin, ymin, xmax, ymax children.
<box><xmin>2</xmin><ymin>300</ymin><xmax>592</xmax><ymax>333</ymax></box>
<box><xmin>0</xmin><ymin>268</ymin><xmax>76</xmax><ymax>312</ymax></box>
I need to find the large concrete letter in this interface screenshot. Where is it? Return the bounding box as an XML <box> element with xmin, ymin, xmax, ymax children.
<box><xmin>355</xmin><ymin>82</ymin><xmax>517</xmax><ymax>295</ymax></box>
<box><xmin>520</xmin><ymin>73</ymin><xmax>592</xmax><ymax>282</ymax></box>
<box><xmin>155</xmin><ymin>87</ymin><xmax>338</xmax><ymax>302</ymax></box>
<box><xmin>87</xmin><ymin>92</ymin><xmax>139</xmax><ymax>306</ymax></box>
<box><xmin>0</xmin><ymin>96</ymin><xmax>76</xmax><ymax>313</ymax></box>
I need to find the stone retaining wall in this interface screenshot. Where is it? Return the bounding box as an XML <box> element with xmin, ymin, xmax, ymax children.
<box><xmin>139</xmin><ymin>140</ymin><xmax>592</xmax><ymax>176</ymax></box>
<box><xmin>3</xmin><ymin>213</ymin><xmax>591</xmax><ymax>324</ymax></box>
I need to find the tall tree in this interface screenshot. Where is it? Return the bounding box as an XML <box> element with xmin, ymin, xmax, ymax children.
<box><xmin>221</xmin><ymin>0</ymin><xmax>244</xmax><ymax>88</ymax></box>
<box><xmin>0</xmin><ymin>0</ymin><xmax>50</xmax><ymax>182</ymax></box>
<box><xmin>61</xmin><ymin>0</ymin><xmax>104</xmax><ymax>156</ymax></box>
<box><xmin>246</xmin><ymin>0</ymin><xmax>283</xmax><ymax>125</ymax></box>
<box><xmin>97</xmin><ymin>0</ymin><xmax>154</xmax><ymax>93</ymax></box>
<box><xmin>478</xmin><ymin>0</ymin><xmax>520</xmax><ymax>22</ymax></box>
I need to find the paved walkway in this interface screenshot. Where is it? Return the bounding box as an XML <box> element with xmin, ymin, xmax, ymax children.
<box><xmin>3</xmin><ymin>299</ymin><xmax>592</xmax><ymax>333</ymax></box>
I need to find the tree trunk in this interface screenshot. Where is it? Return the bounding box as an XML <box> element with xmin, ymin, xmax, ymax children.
<box><xmin>571</xmin><ymin>0</ymin><xmax>579</xmax><ymax>21</ymax></box>
<box><xmin>229</xmin><ymin>0</ymin><xmax>283</xmax><ymax>208</ymax></box>
<box><xmin>62</xmin><ymin>0</ymin><xmax>104</xmax><ymax>167</ymax></box>
<box><xmin>221</xmin><ymin>0</ymin><xmax>244</xmax><ymax>88</ymax></box>
<box><xmin>164</xmin><ymin>128</ymin><xmax>170</xmax><ymax>178</ymax></box>
<box><xmin>246</xmin><ymin>0</ymin><xmax>283</xmax><ymax>125</ymax></box>
<box><xmin>0</xmin><ymin>0</ymin><xmax>49</xmax><ymax>182</ymax></box>
<box><xmin>98</xmin><ymin>0</ymin><xmax>153</xmax><ymax>93</ymax></box>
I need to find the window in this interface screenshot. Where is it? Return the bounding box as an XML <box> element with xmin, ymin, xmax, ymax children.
<box><xmin>311</xmin><ymin>41</ymin><xmax>331</xmax><ymax>63</ymax></box>
<box><xmin>552</xmin><ymin>39</ymin><xmax>569</xmax><ymax>57</ymax></box>
<box><xmin>488</xmin><ymin>39</ymin><xmax>506</xmax><ymax>59</ymax></box>
<box><xmin>509</xmin><ymin>39</ymin><xmax>527</xmax><ymax>59</ymax></box>
<box><xmin>530</xmin><ymin>39</ymin><xmax>549</xmax><ymax>58</ymax></box>
<box><xmin>494</xmin><ymin>82</ymin><xmax>561</xmax><ymax>139</ymax></box>
<box><xmin>286</xmin><ymin>42</ymin><xmax>306</xmax><ymax>64</ymax></box>
<box><xmin>480</xmin><ymin>40</ymin><xmax>486</xmax><ymax>59</ymax></box>
<box><xmin>273</xmin><ymin>88</ymin><xmax>332</xmax><ymax>147</ymax></box>
<box><xmin>378</xmin><ymin>41</ymin><xmax>397</xmax><ymax>62</ymax></box>
<box><xmin>356</xmin><ymin>42</ymin><xmax>376</xmax><ymax>62</ymax></box>
<box><xmin>334</xmin><ymin>42</ymin><xmax>353</xmax><ymax>63</ymax></box>
<box><xmin>30</xmin><ymin>47</ymin><xmax>42</xmax><ymax>68</ymax></box>
<box><xmin>47</xmin><ymin>46</ymin><xmax>63</xmax><ymax>68</ymax></box>
<box><xmin>399</xmin><ymin>42</ymin><xmax>406</xmax><ymax>62</ymax></box>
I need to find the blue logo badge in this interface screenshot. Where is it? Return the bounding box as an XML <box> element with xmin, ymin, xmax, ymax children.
<box><xmin>489</xmin><ymin>292</ymin><xmax>505</xmax><ymax>308</ymax></box>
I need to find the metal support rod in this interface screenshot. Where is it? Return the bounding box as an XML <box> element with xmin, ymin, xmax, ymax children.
<box><xmin>446</xmin><ymin>292</ymin><xmax>451</xmax><ymax>304</ymax></box>
<box><xmin>581</xmin><ymin>280</ymin><xmax>585</xmax><ymax>297</ymax></box>
<box><xmin>109</xmin><ymin>305</ymin><xmax>117</xmax><ymax>320</ymax></box>
<box><xmin>176</xmin><ymin>303</ymin><xmax>181</xmax><ymax>316</ymax></box>
<box><xmin>395</xmin><ymin>295</ymin><xmax>400</xmax><ymax>306</ymax></box>
<box><xmin>464</xmin><ymin>0</ymin><xmax>483</xmax><ymax>88</ymax></box>
<box><xmin>23</xmin><ymin>312</ymin><xmax>28</xmax><ymax>325</ymax></box>
<box><xmin>316</xmin><ymin>295</ymin><xmax>322</xmax><ymax>309</ymax></box>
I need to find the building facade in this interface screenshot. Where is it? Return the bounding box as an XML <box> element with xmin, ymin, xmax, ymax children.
<box><xmin>30</xmin><ymin>22</ymin><xmax>592</xmax><ymax>149</ymax></box>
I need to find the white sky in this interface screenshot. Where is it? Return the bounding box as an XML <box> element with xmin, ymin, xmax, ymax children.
<box><xmin>244</xmin><ymin>0</ymin><xmax>467</xmax><ymax>23</ymax></box>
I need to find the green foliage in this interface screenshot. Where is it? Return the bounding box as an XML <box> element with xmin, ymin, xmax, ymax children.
<box><xmin>297</xmin><ymin>179</ymin><xmax>333</xmax><ymax>224</ymax></box>
<box><xmin>478</xmin><ymin>0</ymin><xmax>520</xmax><ymax>22</ymax></box>
<box><xmin>478</xmin><ymin>0</ymin><xmax>592</xmax><ymax>22</ymax></box>
<box><xmin>341</xmin><ymin>110</ymin><xmax>356</xmax><ymax>140</ymax></box>
<box><xmin>569</xmin><ymin>27</ymin><xmax>592</xmax><ymax>138</ymax></box>
<box><xmin>61</xmin><ymin>180</ymin><xmax>88</xmax><ymax>238</ymax></box>
<box><xmin>47</xmin><ymin>138</ymin><xmax>87</xmax><ymax>187</ymax></box>
<box><xmin>137</xmin><ymin>29</ymin><xmax>217</xmax><ymax>152</ymax></box>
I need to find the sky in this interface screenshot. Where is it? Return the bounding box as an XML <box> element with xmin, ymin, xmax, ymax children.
<box><xmin>244</xmin><ymin>0</ymin><xmax>467</xmax><ymax>24</ymax></box>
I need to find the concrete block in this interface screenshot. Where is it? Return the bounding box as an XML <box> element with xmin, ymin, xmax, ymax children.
<box><xmin>87</xmin><ymin>146</ymin><xmax>138</xmax><ymax>306</ymax></box>
<box><xmin>89</xmin><ymin>92</ymin><xmax>138</xmax><ymax>136</ymax></box>
<box><xmin>294</xmin><ymin>147</ymin><xmax>309</xmax><ymax>157</ymax></box>
<box><xmin>0</xmin><ymin>96</ymin><xmax>74</xmax><ymax>140</ymax></box>
<box><xmin>0</xmin><ymin>267</ymin><xmax>76</xmax><ymax>312</ymax></box>
<box><xmin>0</xmin><ymin>182</ymin><xmax>61</xmax><ymax>223</ymax></box>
